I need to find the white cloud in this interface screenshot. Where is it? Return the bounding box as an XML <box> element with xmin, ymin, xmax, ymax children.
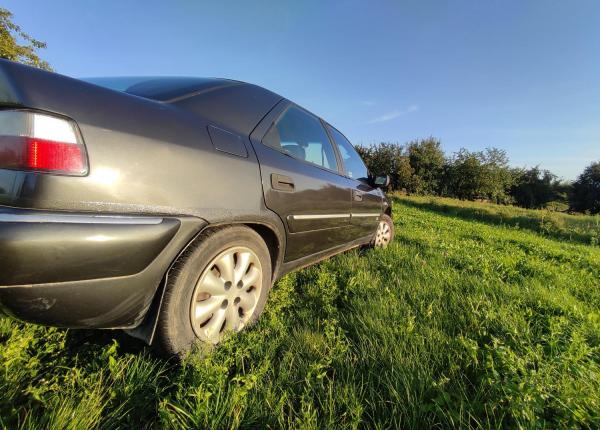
<box><xmin>361</xmin><ymin>100</ymin><xmax>376</xmax><ymax>106</ymax></box>
<box><xmin>367</xmin><ymin>105</ymin><xmax>419</xmax><ymax>124</ymax></box>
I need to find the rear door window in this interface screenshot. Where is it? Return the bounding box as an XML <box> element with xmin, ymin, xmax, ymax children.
<box><xmin>263</xmin><ymin>106</ymin><xmax>338</xmax><ymax>171</ymax></box>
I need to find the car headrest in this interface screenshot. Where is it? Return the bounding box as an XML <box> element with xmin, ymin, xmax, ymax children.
<box><xmin>283</xmin><ymin>144</ymin><xmax>306</xmax><ymax>160</ymax></box>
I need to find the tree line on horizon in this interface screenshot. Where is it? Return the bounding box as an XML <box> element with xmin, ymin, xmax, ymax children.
<box><xmin>356</xmin><ymin>138</ymin><xmax>600</xmax><ymax>215</ymax></box>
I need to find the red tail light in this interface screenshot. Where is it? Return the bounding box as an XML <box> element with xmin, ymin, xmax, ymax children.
<box><xmin>0</xmin><ymin>110</ymin><xmax>88</xmax><ymax>176</ymax></box>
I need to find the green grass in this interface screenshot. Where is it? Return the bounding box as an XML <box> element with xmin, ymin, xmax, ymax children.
<box><xmin>397</xmin><ymin>194</ymin><xmax>600</xmax><ymax>246</ymax></box>
<box><xmin>1</xmin><ymin>196</ymin><xmax>599</xmax><ymax>429</ymax></box>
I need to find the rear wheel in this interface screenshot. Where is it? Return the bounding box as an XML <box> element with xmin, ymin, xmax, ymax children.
<box><xmin>373</xmin><ymin>214</ymin><xmax>394</xmax><ymax>248</ymax></box>
<box><xmin>155</xmin><ymin>226</ymin><xmax>272</xmax><ymax>356</ymax></box>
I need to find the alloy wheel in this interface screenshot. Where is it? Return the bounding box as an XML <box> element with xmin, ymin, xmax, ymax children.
<box><xmin>374</xmin><ymin>220</ymin><xmax>392</xmax><ymax>247</ymax></box>
<box><xmin>190</xmin><ymin>246</ymin><xmax>263</xmax><ymax>344</ymax></box>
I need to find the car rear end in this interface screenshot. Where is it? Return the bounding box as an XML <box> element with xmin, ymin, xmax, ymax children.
<box><xmin>0</xmin><ymin>59</ymin><xmax>208</xmax><ymax>329</ymax></box>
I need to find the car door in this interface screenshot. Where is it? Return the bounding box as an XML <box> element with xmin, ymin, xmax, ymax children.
<box><xmin>325</xmin><ymin>124</ymin><xmax>383</xmax><ymax>238</ymax></box>
<box><xmin>249</xmin><ymin>103</ymin><xmax>353</xmax><ymax>262</ymax></box>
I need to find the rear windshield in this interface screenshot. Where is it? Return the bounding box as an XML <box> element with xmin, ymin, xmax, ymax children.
<box><xmin>82</xmin><ymin>77</ymin><xmax>233</xmax><ymax>102</ymax></box>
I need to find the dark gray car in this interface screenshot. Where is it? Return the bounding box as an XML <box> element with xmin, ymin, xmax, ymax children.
<box><xmin>0</xmin><ymin>59</ymin><xmax>394</xmax><ymax>354</ymax></box>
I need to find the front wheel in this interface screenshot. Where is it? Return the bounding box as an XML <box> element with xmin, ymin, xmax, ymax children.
<box><xmin>155</xmin><ymin>226</ymin><xmax>272</xmax><ymax>356</ymax></box>
<box><xmin>372</xmin><ymin>214</ymin><xmax>394</xmax><ymax>248</ymax></box>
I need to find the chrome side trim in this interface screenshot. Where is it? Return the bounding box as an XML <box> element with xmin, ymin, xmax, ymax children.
<box><xmin>0</xmin><ymin>213</ymin><xmax>164</xmax><ymax>225</ymax></box>
<box><xmin>351</xmin><ymin>213</ymin><xmax>381</xmax><ymax>218</ymax></box>
<box><xmin>290</xmin><ymin>214</ymin><xmax>351</xmax><ymax>220</ymax></box>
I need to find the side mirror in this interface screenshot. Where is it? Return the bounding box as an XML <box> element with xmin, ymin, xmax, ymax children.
<box><xmin>373</xmin><ymin>174</ymin><xmax>390</xmax><ymax>188</ymax></box>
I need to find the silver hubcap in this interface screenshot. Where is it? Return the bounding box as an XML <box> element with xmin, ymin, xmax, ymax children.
<box><xmin>190</xmin><ymin>246</ymin><xmax>263</xmax><ymax>344</ymax></box>
<box><xmin>375</xmin><ymin>220</ymin><xmax>391</xmax><ymax>247</ymax></box>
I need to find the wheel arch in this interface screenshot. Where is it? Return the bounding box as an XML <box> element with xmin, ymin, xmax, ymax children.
<box><xmin>243</xmin><ymin>222</ymin><xmax>283</xmax><ymax>280</ymax></box>
<box><xmin>126</xmin><ymin>218</ymin><xmax>285</xmax><ymax>345</ymax></box>
<box><xmin>194</xmin><ymin>220</ymin><xmax>284</xmax><ymax>280</ymax></box>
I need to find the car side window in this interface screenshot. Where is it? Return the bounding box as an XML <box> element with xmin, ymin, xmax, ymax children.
<box><xmin>263</xmin><ymin>106</ymin><xmax>338</xmax><ymax>171</ymax></box>
<box><xmin>327</xmin><ymin>125</ymin><xmax>369</xmax><ymax>181</ymax></box>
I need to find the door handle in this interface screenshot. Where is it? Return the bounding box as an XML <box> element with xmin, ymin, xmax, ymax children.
<box><xmin>353</xmin><ymin>190</ymin><xmax>363</xmax><ymax>201</ymax></box>
<box><xmin>271</xmin><ymin>173</ymin><xmax>295</xmax><ymax>192</ymax></box>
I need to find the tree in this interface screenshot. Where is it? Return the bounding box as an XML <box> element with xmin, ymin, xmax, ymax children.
<box><xmin>570</xmin><ymin>161</ymin><xmax>600</xmax><ymax>214</ymax></box>
<box><xmin>406</xmin><ymin>137</ymin><xmax>445</xmax><ymax>195</ymax></box>
<box><xmin>445</xmin><ymin>147</ymin><xmax>515</xmax><ymax>203</ymax></box>
<box><xmin>446</xmin><ymin>148</ymin><xmax>485</xmax><ymax>200</ymax></box>
<box><xmin>0</xmin><ymin>8</ymin><xmax>51</xmax><ymax>70</ymax></box>
<box><xmin>356</xmin><ymin>142</ymin><xmax>412</xmax><ymax>192</ymax></box>
<box><xmin>510</xmin><ymin>166</ymin><xmax>566</xmax><ymax>209</ymax></box>
<box><xmin>478</xmin><ymin>148</ymin><xmax>515</xmax><ymax>203</ymax></box>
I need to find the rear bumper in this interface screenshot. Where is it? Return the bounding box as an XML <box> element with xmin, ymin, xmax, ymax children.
<box><xmin>0</xmin><ymin>207</ymin><xmax>206</xmax><ymax>328</ymax></box>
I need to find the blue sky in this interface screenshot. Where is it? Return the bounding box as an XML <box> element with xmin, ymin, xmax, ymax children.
<box><xmin>7</xmin><ymin>0</ymin><xmax>600</xmax><ymax>179</ymax></box>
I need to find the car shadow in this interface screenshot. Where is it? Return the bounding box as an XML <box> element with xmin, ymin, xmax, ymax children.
<box><xmin>62</xmin><ymin>327</ymin><xmax>152</xmax><ymax>356</ymax></box>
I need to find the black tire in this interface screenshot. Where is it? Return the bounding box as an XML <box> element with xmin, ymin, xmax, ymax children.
<box><xmin>372</xmin><ymin>214</ymin><xmax>395</xmax><ymax>248</ymax></box>
<box><xmin>154</xmin><ymin>225</ymin><xmax>272</xmax><ymax>356</ymax></box>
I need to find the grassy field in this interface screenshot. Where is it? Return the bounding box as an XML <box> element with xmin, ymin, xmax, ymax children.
<box><xmin>1</xmin><ymin>196</ymin><xmax>599</xmax><ymax>429</ymax></box>
<box><xmin>397</xmin><ymin>194</ymin><xmax>600</xmax><ymax>246</ymax></box>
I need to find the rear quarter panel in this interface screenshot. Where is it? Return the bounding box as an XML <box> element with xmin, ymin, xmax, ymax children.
<box><xmin>0</xmin><ymin>61</ymin><xmax>270</xmax><ymax>225</ymax></box>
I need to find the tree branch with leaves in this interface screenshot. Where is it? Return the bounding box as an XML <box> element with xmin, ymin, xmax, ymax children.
<box><xmin>0</xmin><ymin>8</ymin><xmax>51</xmax><ymax>70</ymax></box>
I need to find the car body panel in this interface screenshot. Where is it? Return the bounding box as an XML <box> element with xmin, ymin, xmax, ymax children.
<box><xmin>0</xmin><ymin>212</ymin><xmax>207</xmax><ymax>328</ymax></box>
<box><xmin>0</xmin><ymin>208</ymin><xmax>180</xmax><ymax>285</ymax></box>
<box><xmin>350</xmin><ymin>181</ymin><xmax>383</xmax><ymax>234</ymax></box>
<box><xmin>249</xmin><ymin>140</ymin><xmax>354</xmax><ymax>261</ymax></box>
<box><xmin>321</xmin><ymin>122</ymin><xmax>383</xmax><ymax>236</ymax></box>
<box><xmin>0</xmin><ymin>61</ymin><xmax>278</xmax><ymax>224</ymax></box>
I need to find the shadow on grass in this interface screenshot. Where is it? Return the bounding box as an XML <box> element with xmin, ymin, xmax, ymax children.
<box><xmin>395</xmin><ymin>197</ymin><xmax>596</xmax><ymax>246</ymax></box>
<box><xmin>58</xmin><ymin>327</ymin><xmax>166</xmax><ymax>364</ymax></box>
